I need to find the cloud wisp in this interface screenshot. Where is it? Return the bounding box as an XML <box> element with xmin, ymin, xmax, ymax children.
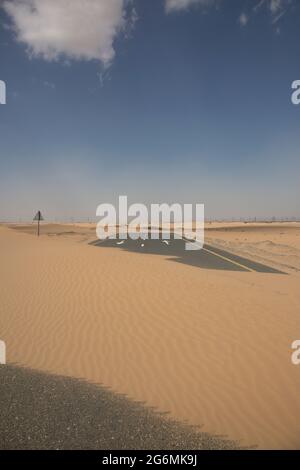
<box><xmin>165</xmin><ymin>0</ymin><xmax>217</xmax><ymax>13</ymax></box>
<box><xmin>238</xmin><ymin>12</ymin><xmax>249</xmax><ymax>27</ymax></box>
<box><xmin>165</xmin><ymin>0</ymin><xmax>294</xmax><ymax>30</ymax></box>
<box><xmin>254</xmin><ymin>0</ymin><xmax>292</xmax><ymax>17</ymax></box>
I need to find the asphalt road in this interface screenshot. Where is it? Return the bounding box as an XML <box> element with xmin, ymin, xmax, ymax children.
<box><xmin>92</xmin><ymin>234</ymin><xmax>284</xmax><ymax>274</ymax></box>
<box><xmin>0</xmin><ymin>365</ymin><xmax>239</xmax><ymax>450</ymax></box>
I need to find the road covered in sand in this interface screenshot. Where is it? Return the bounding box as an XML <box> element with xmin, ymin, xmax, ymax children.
<box><xmin>0</xmin><ymin>222</ymin><xmax>300</xmax><ymax>449</ymax></box>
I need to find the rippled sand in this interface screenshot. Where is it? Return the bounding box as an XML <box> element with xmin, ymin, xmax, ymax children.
<box><xmin>1</xmin><ymin>223</ymin><xmax>300</xmax><ymax>449</ymax></box>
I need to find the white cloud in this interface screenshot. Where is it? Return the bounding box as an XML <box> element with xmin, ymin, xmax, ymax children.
<box><xmin>2</xmin><ymin>0</ymin><xmax>133</xmax><ymax>66</ymax></box>
<box><xmin>165</xmin><ymin>0</ymin><xmax>216</xmax><ymax>13</ymax></box>
<box><xmin>238</xmin><ymin>12</ymin><xmax>248</xmax><ymax>27</ymax></box>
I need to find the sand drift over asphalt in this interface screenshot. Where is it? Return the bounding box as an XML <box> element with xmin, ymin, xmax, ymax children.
<box><xmin>0</xmin><ymin>223</ymin><xmax>300</xmax><ymax>449</ymax></box>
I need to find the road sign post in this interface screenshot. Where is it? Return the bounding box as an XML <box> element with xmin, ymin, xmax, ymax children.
<box><xmin>33</xmin><ymin>211</ymin><xmax>44</xmax><ymax>236</ymax></box>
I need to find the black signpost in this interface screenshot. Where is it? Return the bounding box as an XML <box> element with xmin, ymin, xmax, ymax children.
<box><xmin>33</xmin><ymin>211</ymin><xmax>44</xmax><ymax>237</ymax></box>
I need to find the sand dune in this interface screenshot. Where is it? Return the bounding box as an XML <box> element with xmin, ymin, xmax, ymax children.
<box><xmin>205</xmin><ymin>222</ymin><xmax>300</xmax><ymax>273</ymax></box>
<box><xmin>0</xmin><ymin>224</ymin><xmax>300</xmax><ymax>449</ymax></box>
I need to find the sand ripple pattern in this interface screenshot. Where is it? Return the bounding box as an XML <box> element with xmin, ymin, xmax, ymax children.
<box><xmin>1</xmin><ymin>226</ymin><xmax>300</xmax><ymax>449</ymax></box>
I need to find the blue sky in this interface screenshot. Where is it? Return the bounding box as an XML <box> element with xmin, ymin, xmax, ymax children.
<box><xmin>0</xmin><ymin>0</ymin><xmax>300</xmax><ymax>221</ymax></box>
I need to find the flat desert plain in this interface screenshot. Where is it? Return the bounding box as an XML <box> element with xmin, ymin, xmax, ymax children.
<box><xmin>0</xmin><ymin>222</ymin><xmax>300</xmax><ymax>449</ymax></box>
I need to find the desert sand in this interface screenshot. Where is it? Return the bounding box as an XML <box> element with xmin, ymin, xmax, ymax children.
<box><xmin>0</xmin><ymin>222</ymin><xmax>300</xmax><ymax>449</ymax></box>
<box><xmin>205</xmin><ymin>222</ymin><xmax>300</xmax><ymax>273</ymax></box>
